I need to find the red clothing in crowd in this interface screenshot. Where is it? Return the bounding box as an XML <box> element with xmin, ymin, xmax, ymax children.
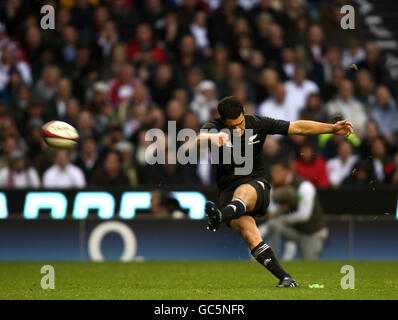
<box><xmin>126</xmin><ymin>40</ymin><xmax>165</xmax><ymax>64</ymax></box>
<box><xmin>295</xmin><ymin>157</ymin><xmax>330</xmax><ymax>187</ymax></box>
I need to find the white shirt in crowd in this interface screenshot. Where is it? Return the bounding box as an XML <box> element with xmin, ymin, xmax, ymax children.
<box><xmin>325</xmin><ymin>98</ymin><xmax>367</xmax><ymax>136</ymax></box>
<box><xmin>0</xmin><ymin>167</ymin><xmax>40</xmax><ymax>188</ymax></box>
<box><xmin>326</xmin><ymin>155</ymin><xmax>358</xmax><ymax>186</ymax></box>
<box><xmin>284</xmin><ymin>79</ymin><xmax>319</xmax><ymax>113</ymax></box>
<box><xmin>0</xmin><ymin>60</ymin><xmax>32</xmax><ymax>90</ymax></box>
<box><xmin>258</xmin><ymin>96</ymin><xmax>297</xmax><ymax>122</ymax></box>
<box><xmin>372</xmin><ymin>158</ymin><xmax>385</xmax><ymax>182</ymax></box>
<box><xmin>190</xmin><ymin>23</ymin><xmax>209</xmax><ymax>50</ymax></box>
<box><xmin>43</xmin><ymin>164</ymin><xmax>86</xmax><ymax>189</ymax></box>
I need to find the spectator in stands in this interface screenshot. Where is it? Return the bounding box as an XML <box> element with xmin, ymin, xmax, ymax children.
<box><xmin>369</xmin><ymin>138</ymin><xmax>394</xmax><ymax>185</ymax></box>
<box><xmin>190</xmin><ymin>10</ymin><xmax>211</xmax><ymax>57</ymax></box>
<box><xmin>262</xmin><ymin>135</ymin><xmax>283</xmax><ymax>182</ymax></box>
<box><xmin>86</xmin><ymin>81</ymin><xmax>109</xmax><ymax>115</ymax></box>
<box><xmin>320</xmin><ymin>65</ymin><xmax>345</xmax><ymax>102</ymax></box>
<box><xmin>342</xmin><ymin>37</ymin><xmax>365</xmax><ymax>67</ymax></box>
<box><xmin>280</xmin><ymin>46</ymin><xmax>296</xmax><ymax>80</ymax></box>
<box><xmin>218</xmin><ymin>62</ymin><xmax>247</xmax><ymax>99</ymax></box>
<box><xmin>100</xmin><ymin>44</ymin><xmax>127</xmax><ymax>81</ymax></box>
<box><xmin>354</xmin><ymin>70</ymin><xmax>375</xmax><ymax>109</ymax></box>
<box><xmin>33</xmin><ymin>65</ymin><xmax>61</xmax><ymax>103</ymax></box>
<box><xmin>370</xmin><ymin>85</ymin><xmax>398</xmax><ymax>144</ymax></box>
<box><xmin>22</xmin><ymin>26</ymin><xmax>46</xmax><ymax>80</ymax></box>
<box><xmin>246</xmin><ymin>50</ymin><xmax>266</xmax><ymax>88</ymax></box>
<box><xmin>107</xmin><ymin>62</ymin><xmax>141</xmax><ymax>105</ymax></box>
<box><xmin>284</xmin><ymin>65</ymin><xmax>319</xmax><ymax>119</ymax></box>
<box><xmin>184</xmin><ymin>67</ymin><xmax>205</xmax><ymax>102</ymax></box>
<box><xmin>140</xmin><ymin>146</ymin><xmax>197</xmax><ymax>187</ymax></box>
<box><xmin>0</xmin><ymin>134</ymin><xmax>19</xmax><ymax>169</ymax></box>
<box><xmin>126</xmin><ymin>23</ymin><xmax>165</xmax><ymax>64</ymax></box>
<box><xmin>174</xmin><ymin>34</ymin><xmax>205</xmax><ymax>83</ymax></box>
<box><xmin>326</xmin><ymin>140</ymin><xmax>358</xmax><ymax>188</ymax></box>
<box><xmin>294</xmin><ymin>142</ymin><xmax>329</xmax><ymax>188</ymax></box>
<box><xmin>60</xmin><ymin>25</ymin><xmax>79</xmax><ymax>64</ymax></box>
<box><xmin>321</xmin><ymin>47</ymin><xmax>343</xmax><ymax>85</ymax></box>
<box><xmin>255</xmin><ymin>68</ymin><xmax>279</xmax><ymax>104</ymax></box>
<box><xmin>208</xmin><ymin>43</ymin><xmax>230</xmax><ymax>86</ymax></box>
<box><xmin>299</xmin><ymin>93</ymin><xmax>327</xmax><ymax>123</ymax></box>
<box><xmin>141</xmin><ymin>0</ymin><xmax>166</xmax><ymax>32</ymax></box>
<box><xmin>97</xmin><ymin>20</ymin><xmax>119</xmax><ymax>60</ymax></box>
<box><xmin>390</xmin><ymin>154</ymin><xmax>398</xmax><ymax>186</ymax></box>
<box><xmin>122</xmin><ymin>104</ymin><xmax>148</xmax><ymax>139</ymax></box>
<box><xmin>89</xmin><ymin>150</ymin><xmax>130</xmax><ymax>187</ymax></box>
<box><xmin>190</xmin><ymin>80</ymin><xmax>218</xmax><ymax>125</ymax></box>
<box><xmin>74</xmin><ymin>137</ymin><xmax>101</xmax><ymax>182</ymax></box>
<box><xmin>360</xmin><ymin>120</ymin><xmax>381</xmax><ymax>159</ymax></box>
<box><xmin>92</xmin><ymin>6</ymin><xmax>110</xmax><ymax>40</ymax></box>
<box><xmin>118</xmin><ymin>82</ymin><xmax>152</xmax><ymax>125</ymax></box>
<box><xmin>62</xmin><ymin>98</ymin><xmax>80</xmax><ymax>128</ymax></box>
<box><xmin>43</xmin><ymin>150</ymin><xmax>86</xmax><ymax>188</ymax></box>
<box><xmin>147</xmin><ymin>63</ymin><xmax>177</xmax><ymax>107</ymax></box>
<box><xmin>65</xmin><ymin>44</ymin><xmax>98</xmax><ymax>101</ymax></box>
<box><xmin>258</xmin><ymin>82</ymin><xmax>295</xmax><ymax>122</ymax></box>
<box><xmin>357</xmin><ymin>42</ymin><xmax>393</xmax><ymax>92</ymax></box>
<box><xmin>262</xmin><ymin>23</ymin><xmax>285</xmax><ymax>68</ymax></box>
<box><xmin>47</xmin><ymin>77</ymin><xmax>73</xmax><ymax>119</ymax></box>
<box><xmin>109</xmin><ymin>0</ymin><xmax>137</xmax><ymax>42</ymax></box>
<box><xmin>0</xmin><ymin>149</ymin><xmax>40</xmax><ymax>188</ymax></box>
<box><xmin>231</xmin><ymin>81</ymin><xmax>256</xmax><ymax>114</ymax></box>
<box><xmin>6</xmin><ymin>85</ymin><xmax>29</xmax><ymax>127</ymax></box>
<box><xmin>114</xmin><ymin>140</ymin><xmax>139</xmax><ymax>187</ymax></box>
<box><xmin>166</xmin><ymin>98</ymin><xmax>186</xmax><ymax>132</ymax></box>
<box><xmin>325</xmin><ymin>79</ymin><xmax>367</xmax><ymax>136</ymax></box>
<box><xmin>76</xmin><ymin>110</ymin><xmax>99</xmax><ymax>141</ymax></box>
<box><xmin>342</xmin><ymin>159</ymin><xmax>375</xmax><ymax>187</ymax></box>
<box><xmin>307</xmin><ymin>24</ymin><xmax>326</xmax><ymax>63</ymax></box>
<box><xmin>0</xmin><ymin>45</ymin><xmax>32</xmax><ymax>91</ymax></box>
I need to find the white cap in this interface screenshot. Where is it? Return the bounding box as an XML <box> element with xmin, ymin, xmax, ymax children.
<box><xmin>198</xmin><ymin>80</ymin><xmax>216</xmax><ymax>92</ymax></box>
<box><xmin>115</xmin><ymin>141</ymin><xmax>134</xmax><ymax>153</ymax></box>
<box><xmin>93</xmin><ymin>81</ymin><xmax>109</xmax><ymax>93</ymax></box>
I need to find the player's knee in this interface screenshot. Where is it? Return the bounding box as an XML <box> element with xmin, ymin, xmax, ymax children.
<box><xmin>233</xmin><ymin>188</ymin><xmax>256</xmax><ymax>212</ymax></box>
<box><xmin>233</xmin><ymin>185</ymin><xmax>253</xmax><ymax>202</ymax></box>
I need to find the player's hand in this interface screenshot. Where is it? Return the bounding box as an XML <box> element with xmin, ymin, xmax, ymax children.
<box><xmin>333</xmin><ymin>120</ymin><xmax>354</xmax><ymax>137</ymax></box>
<box><xmin>210</xmin><ymin>132</ymin><xmax>230</xmax><ymax>147</ymax></box>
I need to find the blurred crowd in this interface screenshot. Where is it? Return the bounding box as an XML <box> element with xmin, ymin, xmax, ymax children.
<box><xmin>0</xmin><ymin>0</ymin><xmax>398</xmax><ymax>190</ymax></box>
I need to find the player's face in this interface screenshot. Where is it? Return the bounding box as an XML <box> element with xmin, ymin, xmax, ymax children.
<box><xmin>223</xmin><ymin>113</ymin><xmax>245</xmax><ymax>136</ymax></box>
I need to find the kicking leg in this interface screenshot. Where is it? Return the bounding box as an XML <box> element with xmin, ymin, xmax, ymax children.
<box><xmin>205</xmin><ymin>183</ymin><xmax>257</xmax><ymax>231</ymax></box>
<box><xmin>230</xmin><ymin>215</ymin><xmax>299</xmax><ymax>288</ymax></box>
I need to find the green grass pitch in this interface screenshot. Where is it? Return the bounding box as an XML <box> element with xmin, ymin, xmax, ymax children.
<box><xmin>1</xmin><ymin>261</ymin><xmax>397</xmax><ymax>300</ymax></box>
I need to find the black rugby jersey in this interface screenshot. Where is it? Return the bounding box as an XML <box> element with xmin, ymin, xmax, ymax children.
<box><xmin>201</xmin><ymin>115</ymin><xmax>290</xmax><ymax>192</ymax></box>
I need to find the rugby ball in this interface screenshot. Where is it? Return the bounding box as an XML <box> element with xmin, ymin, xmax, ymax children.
<box><xmin>42</xmin><ymin>121</ymin><xmax>79</xmax><ymax>149</ymax></box>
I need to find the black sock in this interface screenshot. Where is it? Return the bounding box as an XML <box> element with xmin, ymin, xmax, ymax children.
<box><xmin>220</xmin><ymin>199</ymin><xmax>246</xmax><ymax>223</ymax></box>
<box><xmin>251</xmin><ymin>241</ymin><xmax>290</xmax><ymax>280</ymax></box>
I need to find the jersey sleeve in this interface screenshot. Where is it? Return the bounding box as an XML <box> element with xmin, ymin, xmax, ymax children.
<box><xmin>259</xmin><ymin>116</ymin><xmax>290</xmax><ymax>135</ymax></box>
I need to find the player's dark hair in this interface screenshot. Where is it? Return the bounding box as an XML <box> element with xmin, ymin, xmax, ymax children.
<box><xmin>217</xmin><ymin>96</ymin><xmax>244</xmax><ymax>120</ymax></box>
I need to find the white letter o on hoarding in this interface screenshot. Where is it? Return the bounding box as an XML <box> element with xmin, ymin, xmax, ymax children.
<box><xmin>88</xmin><ymin>221</ymin><xmax>137</xmax><ymax>261</ymax></box>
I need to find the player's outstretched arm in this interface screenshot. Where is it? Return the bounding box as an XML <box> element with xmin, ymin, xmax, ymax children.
<box><xmin>288</xmin><ymin>120</ymin><xmax>354</xmax><ymax>136</ymax></box>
